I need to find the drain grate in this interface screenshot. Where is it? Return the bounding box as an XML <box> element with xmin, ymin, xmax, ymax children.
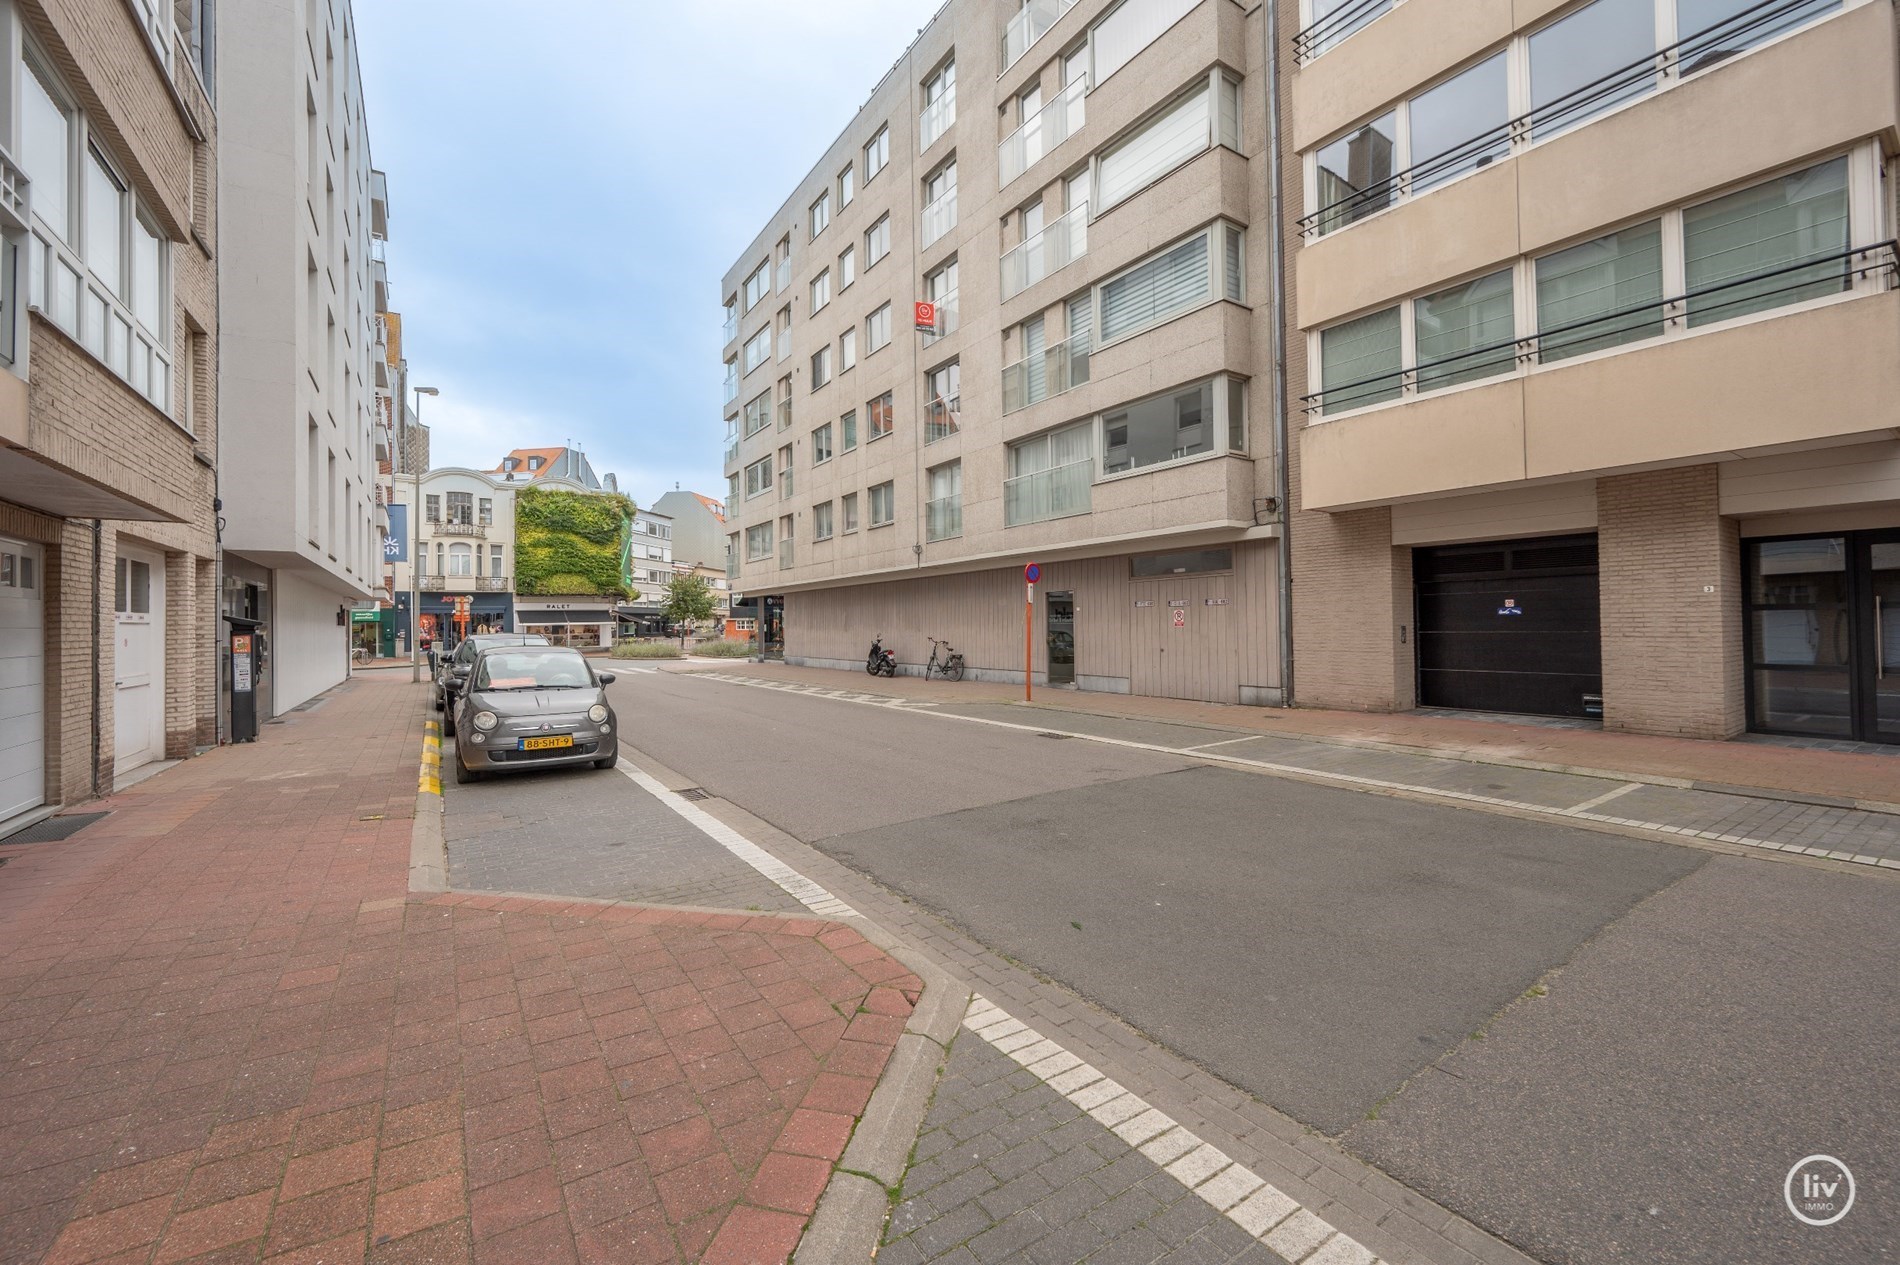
<box><xmin>1036</xmin><ymin>732</ymin><xmax>1074</xmax><ymax>740</ymax></box>
<box><xmin>676</xmin><ymin>787</ymin><xmax>713</xmax><ymax>801</ymax></box>
<box><xmin>1</xmin><ymin>812</ymin><xmax>109</xmax><ymax>845</ymax></box>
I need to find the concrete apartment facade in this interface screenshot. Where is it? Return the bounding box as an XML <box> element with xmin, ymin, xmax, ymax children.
<box><xmin>1282</xmin><ymin>0</ymin><xmax>1899</xmax><ymax>742</ymax></box>
<box><xmin>0</xmin><ymin>0</ymin><xmax>219</xmax><ymax>826</ymax></box>
<box><xmin>217</xmin><ymin>0</ymin><xmax>385</xmax><ymax>720</ymax></box>
<box><xmin>722</xmin><ymin>0</ymin><xmax>1287</xmax><ymax>699</ymax></box>
<box><xmin>652</xmin><ymin>489</ymin><xmax>734</xmax><ymax>626</ymax></box>
<box><xmin>622</xmin><ymin>506</ymin><xmax>674</xmax><ymax>633</ymax></box>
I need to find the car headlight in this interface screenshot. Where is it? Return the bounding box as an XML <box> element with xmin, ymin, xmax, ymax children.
<box><xmin>588</xmin><ymin>704</ymin><xmax>609</xmax><ymax>723</ymax></box>
<box><xmin>473</xmin><ymin>711</ymin><xmax>498</xmax><ymax>731</ymax></box>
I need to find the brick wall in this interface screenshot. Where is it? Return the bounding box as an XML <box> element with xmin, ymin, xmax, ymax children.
<box><xmin>1597</xmin><ymin>466</ymin><xmax>1745</xmax><ymax>738</ymax></box>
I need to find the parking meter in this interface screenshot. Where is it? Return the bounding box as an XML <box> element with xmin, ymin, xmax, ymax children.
<box><xmin>227</xmin><ymin>615</ymin><xmax>262</xmax><ymax>743</ymax></box>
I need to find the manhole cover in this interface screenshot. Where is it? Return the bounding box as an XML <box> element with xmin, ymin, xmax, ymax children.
<box><xmin>1</xmin><ymin>812</ymin><xmax>109</xmax><ymax>845</ymax></box>
<box><xmin>677</xmin><ymin>788</ymin><xmax>713</xmax><ymax>801</ymax></box>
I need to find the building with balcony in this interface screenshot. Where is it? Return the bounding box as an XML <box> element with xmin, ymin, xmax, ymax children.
<box><xmin>388</xmin><ymin>468</ymin><xmax>517</xmax><ymax>648</ymax></box>
<box><xmin>0</xmin><ymin>0</ymin><xmax>220</xmax><ymax>828</ymax></box>
<box><xmin>619</xmin><ymin>506</ymin><xmax>675</xmax><ymax>634</ymax></box>
<box><xmin>1282</xmin><ymin>0</ymin><xmax>1899</xmax><ymax>742</ymax></box>
<box><xmin>720</xmin><ymin>0</ymin><xmax>1286</xmax><ymax>701</ymax></box>
<box><xmin>217</xmin><ymin>0</ymin><xmax>387</xmax><ymax>719</ymax></box>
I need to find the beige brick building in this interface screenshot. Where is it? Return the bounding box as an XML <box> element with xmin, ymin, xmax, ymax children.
<box><xmin>1282</xmin><ymin>0</ymin><xmax>1899</xmax><ymax>742</ymax></box>
<box><xmin>0</xmin><ymin>0</ymin><xmax>219</xmax><ymax>827</ymax></box>
<box><xmin>721</xmin><ymin>0</ymin><xmax>1290</xmax><ymax>703</ymax></box>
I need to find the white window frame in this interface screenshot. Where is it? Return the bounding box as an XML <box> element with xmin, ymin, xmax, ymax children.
<box><xmin>1087</xmin><ymin>219</ymin><xmax>1246</xmax><ymax>353</ymax></box>
<box><xmin>839</xmin><ymin>163</ymin><xmax>856</xmax><ymax>207</ymax></box>
<box><xmin>813</xmin><ymin>422</ymin><xmax>834</xmax><ymax>465</ymax></box>
<box><xmin>865</xmin><ymin>125</ymin><xmax>890</xmax><ymax>182</ymax></box>
<box><xmin>1097</xmin><ymin>374</ymin><xmax>1250</xmax><ymax>482</ymax></box>
<box><xmin>744</xmin><ymin>454</ymin><xmax>774</xmax><ymax>499</ymax></box>
<box><xmin>811</xmin><ymin>268</ymin><xmax>831</xmax><ymax>314</ymax></box>
<box><xmin>866</xmin><ymin>215</ymin><xmax>891</xmax><ymax>266</ymax></box>
<box><xmin>866</xmin><ymin>302</ymin><xmax>893</xmax><ymax>353</ymax></box>
<box><xmin>745</xmin><ymin>521</ymin><xmax>775</xmax><ymax>560</ymax></box>
<box><xmin>868</xmin><ymin>481</ymin><xmax>896</xmax><ymax>528</ymax></box>
<box><xmin>1089</xmin><ymin>70</ymin><xmax>1243</xmax><ymax>217</ymax></box>
<box><xmin>1306</xmin><ymin>144</ymin><xmax>1884</xmax><ymax>420</ymax></box>
<box><xmin>840</xmin><ymin>244</ymin><xmax>857</xmax><ymax>290</ymax></box>
<box><xmin>810</xmin><ymin>191</ymin><xmax>831</xmax><ymax>239</ymax></box>
<box><xmin>742</xmin><ymin>327</ymin><xmax>771</xmax><ymax>374</ymax></box>
<box><xmin>840</xmin><ymin>325</ymin><xmax>858</xmax><ymax>371</ymax></box>
<box><xmin>1300</xmin><ymin>0</ymin><xmax>1857</xmax><ymax>240</ymax></box>
<box><xmin>810</xmin><ymin>344</ymin><xmax>831</xmax><ymax>389</ymax></box>
<box><xmin>813</xmin><ymin>500</ymin><xmax>835</xmax><ymax>540</ymax></box>
<box><xmin>743</xmin><ymin>260</ymin><xmax>771</xmax><ymax>311</ymax></box>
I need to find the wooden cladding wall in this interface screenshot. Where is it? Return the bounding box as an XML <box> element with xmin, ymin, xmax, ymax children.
<box><xmin>784</xmin><ymin>540</ymin><xmax>1280</xmax><ymax>703</ymax></box>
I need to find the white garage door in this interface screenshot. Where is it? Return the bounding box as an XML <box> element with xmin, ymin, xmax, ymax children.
<box><xmin>0</xmin><ymin>537</ymin><xmax>46</xmax><ymax>823</ymax></box>
<box><xmin>114</xmin><ymin>543</ymin><xmax>166</xmax><ymax>775</ymax></box>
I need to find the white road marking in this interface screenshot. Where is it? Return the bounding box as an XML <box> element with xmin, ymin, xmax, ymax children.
<box><xmin>614</xmin><ymin>760</ymin><xmax>859</xmax><ymax>918</ymax></box>
<box><xmin>1183</xmin><ymin>734</ymin><xmax>1268</xmax><ymax>751</ymax></box>
<box><xmin>688</xmin><ymin>673</ymin><xmax>1888</xmax><ymax>870</ymax></box>
<box><xmin>960</xmin><ymin>994</ymin><xmax>1385</xmax><ymax>1265</ymax></box>
<box><xmin>1564</xmin><ymin>781</ymin><xmax>1642</xmax><ymax>815</ymax></box>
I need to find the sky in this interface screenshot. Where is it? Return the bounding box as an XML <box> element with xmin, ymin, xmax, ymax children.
<box><xmin>353</xmin><ymin>0</ymin><xmax>946</xmax><ymax>504</ymax></box>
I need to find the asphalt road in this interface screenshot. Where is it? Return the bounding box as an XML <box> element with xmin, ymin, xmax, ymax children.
<box><xmin>605</xmin><ymin>668</ymin><xmax>1899</xmax><ymax>1264</ymax></box>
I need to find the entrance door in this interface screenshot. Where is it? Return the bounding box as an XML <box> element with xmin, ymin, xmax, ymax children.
<box><xmin>1414</xmin><ymin>535</ymin><xmax>1601</xmax><ymax>717</ymax></box>
<box><xmin>1130</xmin><ymin>577</ymin><xmax>1239</xmax><ymax>703</ymax></box>
<box><xmin>1046</xmin><ymin>591</ymin><xmax>1075</xmax><ymax>685</ymax></box>
<box><xmin>114</xmin><ymin>545</ymin><xmax>166</xmax><ymax>774</ymax></box>
<box><xmin>1746</xmin><ymin>530</ymin><xmax>1900</xmax><ymax>744</ymax></box>
<box><xmin>0</xmin><ymin>537</ymin><xmax>45</xmax><ymax>822</ymax></box>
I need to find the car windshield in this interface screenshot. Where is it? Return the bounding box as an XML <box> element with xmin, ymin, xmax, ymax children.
<box><xmin>474</xmin><ymin>651</ymin><xmax>594</xmax><ymax>690</ymax></box>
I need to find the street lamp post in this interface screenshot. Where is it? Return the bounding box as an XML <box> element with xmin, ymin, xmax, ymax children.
<box><xmin>409</xmin><ymin>386</ymin><xmax>440</xmax><ymax>684</ymax></box>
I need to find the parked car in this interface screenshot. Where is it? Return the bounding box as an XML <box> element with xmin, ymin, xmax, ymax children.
<box><xmin>434</xmin><ymin>633</ymin><xmax>550</xmax><ymax>714</ymax></box>
<box><xmin>451</xmin><ymin>645</ymin><xmax>618</xmax><ymax>783</ymax></box>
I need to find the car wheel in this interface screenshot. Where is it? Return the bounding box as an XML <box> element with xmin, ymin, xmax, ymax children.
<box><xmin>433</xmin><ymin>692</ymin><xmax>443</xmax><ymax>712</ymax></box>
<box><xmin>592</xmin><ymin>756</ymin><xmax>616</xmax><ymax>770</ymax></box>
<box><xmin>453</xmin><ymin>748</ymin><xmax>478</xmax><ymax>784</ymax></box>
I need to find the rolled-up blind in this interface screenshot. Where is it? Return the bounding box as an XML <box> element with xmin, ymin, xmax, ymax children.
<box><xmin>1098</xmin><ymin>86</ymin><xmax>1209</xmax><ymax>211</ymax></box>
<box><xmin>1100</xmin><ymin>232</ymin><xmax>1209</xmax><ymax>342</ymax></box>
<box><xmin>1094</xmin><ymin>0</ymin><xmax>1202</xmax><ymax>85</ymax></box>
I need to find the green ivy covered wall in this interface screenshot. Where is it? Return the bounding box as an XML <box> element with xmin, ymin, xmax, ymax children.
<box><xmin>513</xmin><ymin>486</ymin><xmax>636</xmax><ymax>597</ymax></box>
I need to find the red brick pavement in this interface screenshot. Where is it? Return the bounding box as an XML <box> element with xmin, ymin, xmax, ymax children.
<box><xmin>0</xmin><ymin>675</ymin><xmax>918</xmax><ymax>1264</ymax></box>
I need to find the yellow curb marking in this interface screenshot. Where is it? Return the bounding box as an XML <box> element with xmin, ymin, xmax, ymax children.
<box><xmin>419</xmin><ymin>722</ymin><xmax>443</xmax><ymax>798</ymax></box>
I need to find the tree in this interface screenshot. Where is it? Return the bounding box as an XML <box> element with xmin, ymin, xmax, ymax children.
<box><xmin>662</xmin><ymin>573</ymin><xmax>717</xmax><ymax>648</ymax></box>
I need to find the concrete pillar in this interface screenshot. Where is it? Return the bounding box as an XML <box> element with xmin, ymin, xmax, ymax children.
<box><xmin>1289</xmin><ymin>506</ymin><xmax>1415</xmax><ymax>712</ymax></box>
<box><xmin>1597</xmin><ymin>465</ymin><xmax>1744</xmax><ymax>738</ymax></box>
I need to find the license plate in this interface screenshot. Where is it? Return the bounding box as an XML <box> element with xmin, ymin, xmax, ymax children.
<box><xmin>519</xmin><ymin>735</ymin><xmax>573</xmax><ymax>751</ymax></box>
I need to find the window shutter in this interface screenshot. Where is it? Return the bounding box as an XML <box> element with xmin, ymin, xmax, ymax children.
<box><xmin>1098</xmin><ymin>86</ymin><xmax>1210</xmax><ymax>210</ymax></box>
<box><xmin>1100</xmin><ymin>233</ymin><xmax>1210</xmax><ymax>342</ymax></box>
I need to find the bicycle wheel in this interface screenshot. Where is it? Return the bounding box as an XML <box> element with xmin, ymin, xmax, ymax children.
<box><xmin>948</xmin><ymin>656</ymin><xmax>964</xmax><ymax>682</ymax></box>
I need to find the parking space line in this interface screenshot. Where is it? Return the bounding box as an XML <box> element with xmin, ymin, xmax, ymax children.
<box><xmin>614</xmin><ymin>760</ymin><xmax>859</xmax><ymax>918</ymax></box>
<box><xmin>1564</xmin><ymin>782</ymin><xmax>1642</xmax><ymax>815</ymax></box>
<box><xmin>1182</xmin><ymin>735</ymin><xmax>1269</xmax><ymax>752</ymax></box>
<box><xmin>961</xmin><ymin>993</ymin><xmax>1383</xmax><ymax>1265</ymax></box>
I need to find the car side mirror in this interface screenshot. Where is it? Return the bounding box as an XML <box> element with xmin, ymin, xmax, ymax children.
<box><xmin>596</xmin><ymin>671</ymin><xmax>617</xmax><ymax>685</ymax></box>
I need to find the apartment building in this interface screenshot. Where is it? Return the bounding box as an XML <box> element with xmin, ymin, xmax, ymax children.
<box><xmin>388</xmin><ymin>468</ymin><xmax>515</xmax><ymax>649</ymax></box>
<box><xmin>621</xmin><ymin>506</ymin><xmax>674</xmax><ymax>633</ymax></box>
<box><xmin>721</xmin><ymin>0</ymin><xmax>1287</xmax><ymax>701</ymax></box>
<box><xmin>653</xmin><ymin>489</ymin><xmax>734</xmax><ymax>626</ymax></box>
<box><xmin>1283</xmin><ymin>0</ymin><xmax>1899</xmax><ymax>742</ymax></box>
<box><xmin>218</xmin><ymin>0</ymin><xmax>387</xmax><ymax>719</ymax></box>
<box><xmin>0</xmin><ymin>0</ymin><xmax>219</xmax><ymax>828</ymax></box>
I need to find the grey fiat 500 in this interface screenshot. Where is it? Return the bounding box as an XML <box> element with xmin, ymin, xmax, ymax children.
<box><xmin>451</xmin><ymin>645</ymin><xmax>618</xmax><ymax>782</ymax></box>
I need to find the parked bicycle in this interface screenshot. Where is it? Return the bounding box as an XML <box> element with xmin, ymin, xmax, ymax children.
<box><xmin>925</xmin><ymin>637</ymin><xmax>965</xmax><ymax>682</ymax></box>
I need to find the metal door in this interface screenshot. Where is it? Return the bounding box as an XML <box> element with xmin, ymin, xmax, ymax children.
<box><xmin>1047</xmin><ymin>592</ymin><xmax>1075</xmax><ymax>685</ymax></box>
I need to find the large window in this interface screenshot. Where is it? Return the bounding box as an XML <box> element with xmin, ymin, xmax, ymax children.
<box><xmin>841</xmin><ymin>409</ymin><xmax>858</xmax><ymax>452</ymax></box>
<box><xmin>1096</xmin><ymin>72</ymin><xmax>1242</xmax><ymax>212</ymax></box>
<box><xmin>448</xmin><ymin>543</ymin><xmax>473</xmax><ymax>576</ymax></box>
<box><xmin>1101</xmin><ymin>376</ymin><xmax>1247</xmax><ymax>475</ymax></box>
<box><xmin>1683</xmin><ymin>156</ymin><xmax>1848</xmax><ymax>326</ymax></box>
<box><xmin>744</xmin><ymin>390</ymin><xmax>772</xmax><ymax>436</ymax></box>
<box><xmin>866</xmin><ymin>303</ymin><xmax>892</xmax><ymax>353</ymax></box>
<box><xmin>840</xmin><ymin>325</ymin><xmax>858</xmax><ymax>371</ymax></box>
<box><xmin>810</xmin><ymin>192</ymin><xmax>831</xmax><ymax>239</ymax></box>
<box><xmin>1006</xmin><ymin>422</ymin><xmax>1092</xmax><ymax>526</ymax></box>
<box><xmin>839</xmin><ymin>164</ymin><xmax>855</xmax><ymax>207</ymax></box>
<box><xmin>742</xmin><ymin>327</ymin><xmax>770</xmax><ymax>373</ymax></box>
<box><xmin>813</xmin><ymin>501</ymin><xmax>834</xmax><ymax>540</ymax></box>
<box><xmin>1306</xmin><ymin>0</ymin><xmax>1845</xmax><ymax>237</ymax></box>
<box><xmin>868</xmin><ymin>481</ymin><xmax>895</xmax><ymax>527</ymax></box>
<box><xmin>922</xmin><ymin>159</ymin><xmax>958</xmax><ymax>249</ymax></box>
<box><xmin>1311</xmin><ymin>154</ymin><xmax>1871</xmax><ymax>416</ymax></box>
<box><xmin>921</xmin><ymin>60</ymin><xmax>957</xmax><ymax>150</ymax></box>
<box><xmin>842</xmin><ymin>491</ymin><xmax>859</xmax><ymax>532</ymax></box>
<box><xmin>866</xmin><ymin>215</ymin><xmax>891</xmax><ymax>266</ymax></box>
<box><xmin>926</xmin><ymin>362</ymin><xmax>960</xmax><ymax>443</ymax></box>
<box><xmin>21</xmin><ymin>60</ymin><xmax>71</xmax><ymax>241</ymax></box>
<box><xmin>926</xmin><ymin>461</ymin><xmax>962</xmax><ymax>541</ymax></box>
<box><xmin>746</xmin><ymin>522</ymin><xmax>774</xmax><ymax>560</ymax></box>
<box><xmin>868</xmin><ymin>391</ymin><xmax>894</xmax><ymax>440</ymax></box>
<box><xmin>1096</xmin><ymin>222</ymin><xmax>1243</xmax><ymax>345</ymax></box>
<box><xmin>810</xmin><ymin>268</ymin><xmax>830</xmax><ymax>313</ymax></box>
<box><xmin>744</xmin><ymin>260</ymin><xmax>770</xmax><ymax>311</ymax></box>
<box><xmin>744</xmin><ymin>454</ymin><xmax>773</xmax><ymax>498</ymax></box>
<box><xmin>840</xmin><ymin>244</ymin><xmax>857</xmax><ymax>290</ymax></box>
<box><xmin>810</xmin><ymin>345</ymin><xmax>831</xmax><ymax>389</ymax></box>
<box><xmin>813</xmin><ymin>422</ymin><xmax>834</xmax><ymax>464</ymax></box>
<box><xmin>865</xmin><ymin>125</ymin><xmax>890</xmax><ymax>181</ymax></box>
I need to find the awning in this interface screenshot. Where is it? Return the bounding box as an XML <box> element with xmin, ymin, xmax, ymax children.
<box><xmin>518</xmin><ymin>608</ymin><xmax>614</xmax><ymax>624</ymax></box>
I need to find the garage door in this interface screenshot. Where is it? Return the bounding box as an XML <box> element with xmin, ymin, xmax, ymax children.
<box><xmin>1415</xmin><ymin>534</ymin><xmax>1601</xmax><ymax>718</ymax></box>
<box><xmin>0</xmin><ymin>537</ymin><xmax>46</xmax><ymax>822</ymax></box>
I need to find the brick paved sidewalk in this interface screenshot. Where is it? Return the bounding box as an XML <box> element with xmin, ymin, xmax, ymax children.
<box><xmin>0</xmin><ymin>675</ymin><xmax>919</xmax><ymax>1265</ymax></box>
<box><xmin>678</xmin><ymin>661</ymin><xmax>1900</xmax><ymax>807</ymax></box>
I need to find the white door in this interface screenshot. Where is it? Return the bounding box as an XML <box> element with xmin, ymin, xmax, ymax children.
<box><xmin>0</xmin><ymin>537</ymin><xmax>46</xmax><ymax>821</ymax></box>
<box><xmin>113</xmin><ymin>544</ymin><xmax>166</xmax><ymax>774</ymax></box>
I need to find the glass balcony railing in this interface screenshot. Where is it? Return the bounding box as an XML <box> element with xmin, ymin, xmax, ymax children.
<box><xmin>999</xmin><ymin>77</ymin><xmax>1086</xmax><ymax>187</ymax></box>
<box><xmin>922</xmin><ymin>290</ymin><xmax>959</xmax><ymax>346</ymax></box>
<box><xmin>1002</xmin><ymin>330</ymin><xmax>1091</xmax><ymax>414</ymax></box>
<box><xmin>724</xmin><ymin>439</ymin><xmax>739</xmax><ymax>467</ymax></box>
<box><xmin>779</xmin><ymin>540</ymin><xmax>793</xmax><ymax>568</ymax></box>
<box><xmin>926</xmin><ymin>497</ymin><xmax>962</xmax><ymax>542</ymax></box>
<box><xmin>1001</xmin><ymin>0</ymin><xmax>1079</xmax><ymax>72</ymax></box>
<box><xmin>1004</xmin><ymin>459</ymin><xmax>1092</xmax><ymax>526</ymax></box>
<box><xmin>921</xmin><ymin>188</ymin><xmax>958</xmax><ymax>250</ymax></box>
<box><xmin>723</xmin><ymin>368</ymin><xmax>738</xmax><ymax>404</ymax></box>
<box><xmin>925</xmin><ymin>394</ymin><xmax>960</xmax><ymax>443</ymax></box>
<box><xmin>777</xmin><ymin>399</ymin><xmax>792</xmax><ymax>430</ymax></box>
<box><xmin>723</xmin><ymin>309</ymin><xmax>738</xmax><ymax>344</ymax></box>
<box><xmin>920</xmin><ymin>91</ymin><xmax>956</xmax><ymax>150</ymax></box>
<box><xmin>1000</xmin><ymin>204</ymin><xmax>1087</xmax><ymax>300</ymax></box>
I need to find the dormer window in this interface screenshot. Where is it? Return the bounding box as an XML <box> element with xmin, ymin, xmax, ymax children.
<box><xmin>528</xmin><ymin>456</ymin><xmax>544</xmax><ymax>471</ymax></box>
<box><xmin>503</xmin><ymin>457</ymin><xmax>519</xmax><ymax>471</ymax></box>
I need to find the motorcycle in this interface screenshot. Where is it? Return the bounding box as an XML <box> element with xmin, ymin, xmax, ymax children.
<box><xmin>865</xmin><ymin>634</ymin><xmax>897</xmax><ymax>677</ymax></box>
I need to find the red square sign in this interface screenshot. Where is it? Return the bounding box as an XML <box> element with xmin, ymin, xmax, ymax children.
<box><xmin>914</xmin><ymin>301</ymin><xmax>937</xmax><ymax>331</ymax></box>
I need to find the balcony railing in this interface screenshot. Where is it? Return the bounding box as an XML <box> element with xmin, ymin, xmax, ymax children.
<box><xmin>1002</xmin><ymin>330</ymin><xmax>1091</xmax><ymax>414</ymax></box>
<box><xmin>781</xmin><ymin>469</ymin><xmax>794</xmax><ymax>499</ymax></box>
<box><xmin>1005</xmin><ymin>459</ymin><xmax>1092</xmax><ymax>526</ymax></box>
<box><xmin>723</xmin><ymin>367</ymin><xmax>738</xmax><ymax>404</ymax></box>
<box><xmin>1000</xmin><ymin>204</ymin><xmax>1087</xmax><ymax>300</ymax></box>
<box><xmin>999</xmin><ymin>77</ymin><xmax>1086</xmax><ymax>187</ymax></box>
<box><xmin>925</xmin><ymin>395</ymin><xmax>960</xmax><ymax>443</ymax></box>
<box><xmin>418</xmin><ymin>573</ymin><xmax>512</xmax><ymax>592</ymax></box>
<box><xmin>725</xmin><ymin>439</ymin><xmax>739</xmax><ymax>467</ymax></box>
<box><xmin>921</xmin><ymin>187</ymin><xmax>958</xmax><ymax>250</ymax></box>
<box><xmin>432</xmin><ymin>521</ymin><xmax>486</xmax><ymax>537</ymax></box>
<box><xmin>723</xmin><ymin>309</ymin><xmax>738</xmax><ymax>345</ymax></box>
<box><xmin>926</xmin><ymin>497</ymin><xmax>962</xmax><ymax>542</ymax></box>
<box><xmin>1294</xmin><ymin>0</ymin><xmax>1392</xmax><ymax>63</ymax></box>
<box><xmin>1002</xmin><ymin>0</ymin><xmax>1080</xmax><ymax>72</ymax></box>
<box><xmin>920</xmin><ymin>91</ymin><xmax>956</xmax><ymax>150</ymax></box>
<box><xmin>779</xmin><ymin>540</ymin><xmax>793</xmax><ymax>568</ymax></box>
<box><xmin>777</xmin><ymin>399</ymin><xmax>792</xmax><ymax>431</ymax></box>
<box><xmin>922</xmin><ymin>290</ymin><xmax>959</xmax><ymax>346</ymax></box>
<box><xmin>776</xmin><ymin>256</ymin><xmax>790</xmax><ymax>293</ymax></box>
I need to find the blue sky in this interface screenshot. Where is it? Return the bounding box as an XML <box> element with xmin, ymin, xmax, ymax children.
<box><xmin>354</xmin><ymin>0</ymin><xmax>945</xmax><ymax>504</ymax></box>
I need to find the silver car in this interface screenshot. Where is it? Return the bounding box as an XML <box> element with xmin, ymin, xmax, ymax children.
<box><xmin>434</xmin><ymin>633</ymin><xmax>550</xmax><ymax>715</ymax></box>
<box><xmin>451</xmin><ymin>645</ymin><xmax>619</xmax><ymax>782</ymax></box>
